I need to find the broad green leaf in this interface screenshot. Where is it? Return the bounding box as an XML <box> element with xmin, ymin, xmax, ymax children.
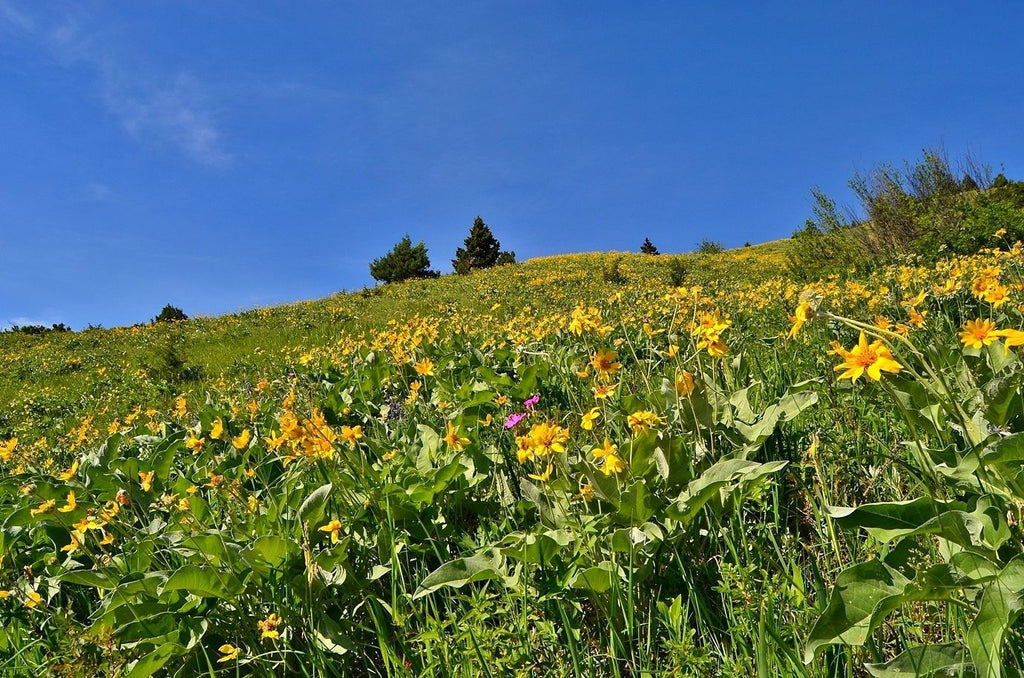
<box><xmin>804</xmin><ymin>559</ymin><xmax>911</xmax><ymax>663</ymax></box>
<box><xmin>570</xmin><ymin>561</ymin><xmax>621</xmax><ymax>594</ymax></box>
<box><xmin>830</xmin><ymin>497</ymin><xmax>1009</xmax><ymax>552</ymax></box>
<box><xmin>865</xmin><ymin>644</ymin><xmax>971</xmax><ymax>678</ymax></box>
<box><xmin>666</xmin><ymin>458</ymin><xmax>787</xmax><ymax>525</ymax></box>
<box><xmin>499</xmin><ymin>529</ymin><xmax>574</xmax><ymax>564</ymax></box>
<box><xmin>124</xmin><ymin>642</ymin><xmax>186</xmax><ymax>678</ymax></box>
<box><xmin>966</xmin><ymin>554</ymin><xmax>1024</xmax><ymax>678</ymax></box>
<box><xmin>159</xmin><ymin>565</ymin><xmax>243</xmax><ymax>600</ymax></box>
<box><xmin>299</xmin><ymin>483</ymin><xmax>333</xmax><ymax>524</ymax></box>
<box><xmin>413</xmin><ymin>548</ymin><xmax>507</xmax><ymax>599</ymax></box>
<box><xmin>805</xmin><ymin>561</ymin><xmax>968</xmax><ymax>664</ymax></box>
<box><xmin>60</xmin><ymin>569</ymin><xmax>117</xmax><ymax>590</ymax></box>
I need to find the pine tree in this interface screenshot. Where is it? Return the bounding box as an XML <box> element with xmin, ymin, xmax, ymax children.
<box><xmin>369</xmin><ymin>236</ymin><xmax>438</xmax><ymax>283</ymax></box>
<box><xmin>452</xmin><ymin>216</ymin><xmax>514</xmax><ymax>274</ymax></box>
<box><xmin>640</xmin><ymin>237</ymin><xmax>660</xmax><ymax>255</ymax></box>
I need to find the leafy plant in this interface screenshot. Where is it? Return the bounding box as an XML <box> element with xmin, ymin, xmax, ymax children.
<box><xmin>370</xmin><ymin>235</ymin><xmax>439</xmax><ymax>283</ymax></box>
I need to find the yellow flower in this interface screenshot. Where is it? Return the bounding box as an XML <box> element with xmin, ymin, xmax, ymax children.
<box><xmin>443</xmin><ymin>422</ymin><xmax>470</xmax><ymax>451</ymax></box>
<box><xmin>139</xmin><ymin>471</ymin><xmax>155</xmax><ymax>492</ymax></box>
<box><xmin>984</xmin><ymin>283</ymin><xmax>1009</xmax><ymax>307</ymax></box>
<box><xmin>580</xmin><ymin>407</ymin><xmax>601</xmax><ymax>431</ymax></box>
<box><xmin>600</xmin><ymin>454</ymin><xmax>626</xmax><ymax>475</ymax></box>
<box><xmin>173</xmin><ymin>396</ymin><xmax>188</xmax><ymax>418</ymax></box>
<box><xmin>61</xmin><ymin>530</ymin><xmax>84</xmax><ymax>554</ymax></box>
<box><xmin>833</xmin><ymin>331</ymin><xmax>903</xmax><ymax>382</ymax></box>
<box><xmin>414</xmin><ymin>358</ymin><xmax>435</xmax><ymax>376</ymax></box>
<box><xmin>258</xmin><ymin>613</ymin><xmax>283</xmax><ymax>640</ymax></box>
<box><xmin>185</xmin><ymin>433</ymin><xmax>205</xmax><ymax>453</ymax></box>
<box><xmin>526</xmin><ymin>422</ymin><xmax>569</xmax><ymax>457</ymax></box>
<box><xmin>217</xmin><ymin>644</ymin><xmax>240</xmax><ymax>663</ymax></box>
<box><xmin>57</xmin><ymin>458</ymin><xmax>79</xmax><ymax>481</ymax></box>
<box><xmin>24</xmin><ymin>590</ymin><xmax>42</xmax><ymax>609</ymax></box>
<box><xmin>232</xmin><ymin>429</ymin><xmax>252</xmax><ymax>450</ymax></box>
<box><xmin>210</xmin><ymin>418</ymin><xmax>224</xmax><ymax>440</ymax></box>
<box><xmin>30</xmin><ymin>499</ymin><xmax>55</xmax><ymax>517</ymax></box>
<box><xmin>960</xmin><ymin>319</ymin><xmax>998</xmax><ymax>349</ymax></box>
<box><xmin>590</xmin><ymin>349</ymin><xmax>622</xmax><ymax>380</ymax></box>
<box><xmin>996</xmin><ymin>328</ymin><xmax>1024</xmax><ymax>349</ymax></box>
<box><xmin>592</xmin><ymin>438</ymin><xmax>618</xmax><ymax>459</ymax></box>
<box><xmin>58</xmin><ymin>490</ymin><xmax>77</xmax><ymax>513</ymax></box>
<box><xmin>528</xmin><ymin>463</ymin><xmax>554</xmax><ymax>482</ymax></box>
<box><xmin>698</xmin><ymin>337</ymin><xmax>728</xmax><ymax>357</ymax></box>
<box><xmin>592</xmin><ymin>383</ymin><xmax>617</xmax><ymax>400</ymax></box>
<box><xmin>0</xmin><ymin>438</ymin><xmax>18</xmax><ymax>461</ymax></box>
<box><xmin>787</xmin><ymin>301</ymin><xmax>814</xmax><ymax>338</ymax></box>
<box><xmin>319</xmin><ymin>519</ymin><xmax>343</xmax><ymax>544</ymax></box>
<box><xmin>674</xmin><ymin>371</ymin><xmax>695</xmax><ymax>397</ymax></box>
<box><xmin>627</xmin><ymin>410</ymin><xmax>664</xmax><ymax>435</ymax></box>
<box><xmin>340</xmin><ymin>425</ymin><xmax>363</xmax><ymax>448</ymax></box>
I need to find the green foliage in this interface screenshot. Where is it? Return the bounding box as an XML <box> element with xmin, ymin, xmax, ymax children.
<box><xmin>152</xmin><ymin>304</ymin><xmax>187</xmax><ymax>324</ymax></box>
<box><xmin>370</xmin><ymin>235</ymin><xmax>439</xmax><ymax>283</ymax></box>
<box><xmin>640</xmin><ymin>237</ymin><xmax>660</xmax><ymax>255</ymax></box>
<box><xmin>666</xmin><ymin>256</ymin><xmax>688</xmax><ymax>287</ymax></box>
<box><xmin>452</xmin><ymin>216</ymin><xmax>515</xmax><ymax>274</ymax></box>
<box><xmin>602</xmin><ymin>254</ymin><xmax>626</xmax><ymax>283</ymax></box>
<box><xmin>696</xmin><ymin>238</ymin><xmax>724</xmax><ymax>255</ymax></box>
<box><xmin>148</xmin><ymin>329</ymin><xmax>203</xmax><ymax>385</ymax></box>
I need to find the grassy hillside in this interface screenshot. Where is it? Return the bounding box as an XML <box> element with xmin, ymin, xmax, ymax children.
<box><xmin>2</xmin><ymin>237</ymin><xmax>1024</xmax><ymax>676</ymax></box>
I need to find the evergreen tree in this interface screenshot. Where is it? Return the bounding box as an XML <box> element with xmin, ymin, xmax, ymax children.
<box><xmin>369</xmin><ymin>236</ymin><xmax>438</xmax><ymax>283</ymax></box>
<box><xmin>452</xmin><ymin>216</ymin><xmax>514</xmax><ymax>274</ymax></box>
<box><xmin>640</xmin><ymin>237</ymin><xmax>660</xmax><ymax>255</ymax></box>
<box><xmin>960</xmin><ymin>174</ymin><xmax>979</xmax><ymax>192</ymax></box>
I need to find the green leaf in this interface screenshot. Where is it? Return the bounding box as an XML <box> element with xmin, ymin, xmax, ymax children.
<box><xmin>804</xmin><ymin>559</ymin><xmax>911</xmax><ymax>663</ymax></box>
<box><xmin>966</xmin><ymin>554</ymin><xmax>1024</xmax><ymax>678</ymax></box>
<box><xmin>124</xmin><ymin>642</ymin><xmax>186</xmax><ymax>678</ymax></box>
<box><xmin>865</xmin><ymin>644</ymin><xmax>971</xmax><ymax>678</ymax></box>
<box><xmin>413</xmin><ymin>548</ymin><xmax>507</xmax><ymax>599</ymax></box>
<box><xmin>666</xmin><ymin>458</ymin><xmax>787</xmax><ymax>525</ymax></box>
<box><xmin>159</xmin><ymin>566</ymin><xmax>243</xmax><ymax>600</ymax></box>
<box><xmin>299</xmin><ymin>483</ymin><xmax>333</xmax><ymax>524</ymax></box>
<box><xmin>805</xmin><ymin>561</ymin><xmax>968</xmax><ymax>664</ymax></box>
<box><xmin>498</xmin><ymin>529</ymin><xmax>574</xmax><ymax>564</ymax></box>
<box><xmin>570</xmin><ymin>561</ymin><xmax>621</xmax><ymax>594</ymax></box>
<box><xmin>59</xmin><ymin>569</ymin><xmax>117</xmax><ymax>590</ymax></box>
<box><xmin>830</xmin><ymin>497</ymin><xmax>1009</xmax><ymax>552</ymax></box>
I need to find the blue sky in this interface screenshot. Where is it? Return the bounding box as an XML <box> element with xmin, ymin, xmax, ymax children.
<box><xmin>1</xmin><ymin>2</ymin><xmax>1022</xmax><ymax>329</ymax></box>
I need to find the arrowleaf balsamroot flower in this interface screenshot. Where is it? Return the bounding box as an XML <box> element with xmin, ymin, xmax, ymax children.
<box><xmin>833</xmin><ymin>331</ymin><xmax>903</xmax><ymax>383</ymax></box>
<box><xmin>319</xmin><ymin>519</ymin><xmax>343</xmax><ymax>544</ymax></box>
<box><xmin>232</xmin><ymin>429</ymin><xmax>252</xmax><ymax>450</ymax></box>
<box><xmin>960</xmin><ymin>318</ymin><xmax>998</xmax><ymax>349</ymax></box>
<box><xmin>443</xmin><ymin>422</ymin><xmax>469</xmax><ymax>450</ymax></box>
<box><xmin>257</xmin><ymin>613</ymin><xmax>283</xmax><ymax>640</ymax></box>
<box><xmin>217</xmin><ymin>644</ymin><xmax>239</xmax><ymax>663</ymax></box>
<box><xmin>627</xmin><ymin>410</ymin><xmax>664</xmax><ymax>435</ymax></box>
<box><xmin>590</xmin><ymin>349</ymin><xmax>621</xmax><ymax>380</ymax></box>
<box><xmin>580</xmin><ymin>407</ymin><xmax>601</xmax><ymax>430</ymax></box>
<box><xmin>139</xmin><ymin>471</ymin><xmax>155</xmax><ymax>492</ymax></box>
<box><xmin>787</xmin><ymin>301</ymin><xmax>814</xmax><ymax>339</ymax></box>
<box><xmin>996</xmin><ymin>328</ymin><xmax>1024</xmax><ymax>349</ymax></box>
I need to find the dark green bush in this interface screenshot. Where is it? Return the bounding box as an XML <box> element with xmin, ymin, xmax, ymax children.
<box><xmin>370</xmin><ymin>236</ymin><xmax>439</xmax><ymax>283</ymax></box>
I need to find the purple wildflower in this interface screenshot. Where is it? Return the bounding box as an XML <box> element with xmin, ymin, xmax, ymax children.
<box><xmin>523</xmin><ymin>394</ymin><xmax>540</xmax><ymax>409</ymax></box>
<box><xmin>504</xmin><ymin>412</ymin><xmax>527</xmax><ymax>429</ymax></box>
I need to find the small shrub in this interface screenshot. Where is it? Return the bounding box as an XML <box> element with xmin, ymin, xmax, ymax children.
<box><xmin>370</xmin><ymin>236</ymin><xmax>439</xmax><ymax>283</ymax></box>
<box><xmin>602</xmin><ymin>255</ymin><xmax>626</xmax><ymax>284</ymax></box>
<box><xmin>153</xmin><ymin>305</ymin><xmax>188</xmax><ymax>324</ymax></box>
<box><xmin>696</xmin><ymin>239</ymin><xmax>724</xmax><ymax>255</ymax></box>
<box><xmin>149</xmin><ymin>330</ymin><xmax>202</xmax><ymax>385</ymax></box>
<box><xmin>667</xmin><ymin>257</ymin><xmax>688</xmax><ymax>287</ymax></box>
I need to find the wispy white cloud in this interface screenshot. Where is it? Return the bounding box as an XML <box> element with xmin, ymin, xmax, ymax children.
<box><xmin>0</xmin><ymin>2</ymin><xmax>231</xmax><ymax>166</ymax></box>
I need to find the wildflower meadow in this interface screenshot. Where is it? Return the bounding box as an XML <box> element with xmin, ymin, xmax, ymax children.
<box><xmin>2</xmin><ymin>240</ymin><xmax>1024</xmax><ymax>676</ymax></box>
